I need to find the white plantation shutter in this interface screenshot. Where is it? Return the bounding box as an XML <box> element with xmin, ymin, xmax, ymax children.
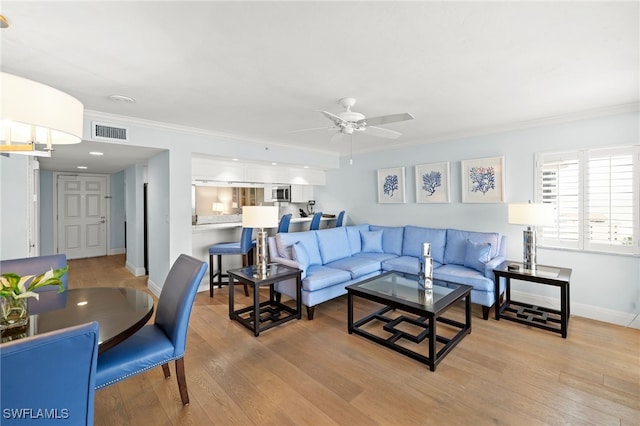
<box><xmin>586</xmin><ymin>147</ymin><xmax>637</xmax><ymax>253</ymax></box>
<box><xmin>536</xmin><ymin>146</ymin><xmax>639</xmax><ymax>255</ymax></box>
<box><xmin>537</xmin><ymin>152</ymin><xmax>580</xmax><ymax>249</ymax></box>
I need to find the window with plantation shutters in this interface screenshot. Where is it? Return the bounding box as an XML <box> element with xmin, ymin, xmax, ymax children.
<box><xmin>536</xmin><ymin>146</ymin><xmax>639</xmax><ymax>255</ymax></box>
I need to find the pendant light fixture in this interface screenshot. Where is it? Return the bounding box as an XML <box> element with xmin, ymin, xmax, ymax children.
<box><xmin>1</xmin><ymin>72</ymin><xmax>84</xmax><ymax>156</ymax></box>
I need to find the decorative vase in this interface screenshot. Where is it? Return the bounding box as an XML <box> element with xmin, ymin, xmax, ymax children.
<box><xmin>0</xmin><ymin>297</ymin><xmax>29</xmax><ymax>330</ymax></box>
<box><xmin>419</xmin><ymin>242</ymin><xmax>433</xmax><ymax>290</ymax></box>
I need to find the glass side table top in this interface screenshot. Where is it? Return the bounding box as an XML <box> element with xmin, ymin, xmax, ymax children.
<box><xmin>228</xmin><ymin>263</ymin><xmax>301</xmax><ymax>283</ymax></box>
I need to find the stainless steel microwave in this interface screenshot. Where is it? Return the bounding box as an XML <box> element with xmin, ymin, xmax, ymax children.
<box><xmin>272</xmin><ymin>185</ymin><xmax>290</xmax><ymax>202</ymax></box>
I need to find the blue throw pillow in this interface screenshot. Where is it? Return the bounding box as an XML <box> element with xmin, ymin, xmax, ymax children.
<box><xmin>292</xmin><ymin>241</ymin><xmax>310</xmax><ymax>278</ymax></box>
<box><xmin>360</xmin><ymin>230</ymin><xmax>383</xmax><ymax>253</ymax></box>
<box><xmin>463</xmin><ymin>240</ymin><xmax>491</xmax><ymax>273</ymax></box>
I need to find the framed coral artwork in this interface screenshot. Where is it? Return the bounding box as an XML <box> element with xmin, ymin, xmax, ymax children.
<box><xmin>415</xmin><ymin>162</ymin><xmax>450</xmax><ymax>203</ymax></box>
<box><xmin>461</xmin><ymin>156</ymin><xmax>505</xmax><ymax>203</ymax></box>
<box><xmin>377</xmin><ymin>167</ymin><xmax>406</xmax><ymax>203</ymax></box>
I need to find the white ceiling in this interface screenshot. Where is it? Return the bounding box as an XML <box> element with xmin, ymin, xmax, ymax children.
<box><xmin>1</xmin><ymin>1</ymin><xmax>638</xmax><ymax>173</ymax></box>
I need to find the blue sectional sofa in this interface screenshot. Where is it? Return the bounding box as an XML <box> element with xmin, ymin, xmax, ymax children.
<box><xmin>267</xmin><ymin>224</ymin><xmax>506</xmax><ymax>320</ymax></box>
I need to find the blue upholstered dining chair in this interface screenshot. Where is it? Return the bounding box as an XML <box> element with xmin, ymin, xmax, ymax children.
<box><xmin>0</xmin><ymin>254</ymin><xmax>68</xmax><ymax>291</ymax></box>
<box><xmin>309</xmin><ymin>211</ymin><xmax>323</xmax><ymax>230</ymax></box>
<box><xmin>207</xmin><ymin>227</ymin><xmax>255</xmax><ymax>297</ymax></box>
<box><xmin>95</xmin><ymin>254</ymin><xmax>207</xmax><ymax>406</ymax></box>
<box><xmin>335</xmin><ymin>210</ymin><xmax>346</xmax><ymax>227</ymax></box>
<box><xmin>1</xmin><ymin>321</ymin><xmax>99</xmax><ymax>426</ymax></box>
<box><xmin>277</xmin><ymin>213</ymin><xmax>292</xmax><ymax>233</ymax></box>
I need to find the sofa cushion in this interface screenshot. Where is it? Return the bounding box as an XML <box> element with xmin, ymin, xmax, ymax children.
<box><xmin>325</xmin><ymin>257</ymin><xmax>380</xmax><ymax>279</ymax></box>
<box><xmin>360</xmin><ymin>230</ymin><xmax>383</xmax><ymax>253</ymax></box>
<box><xmin>275</xmin><ymin>231</ymin><xmax>322</xmax><ymax>265</ymax></box>
<box><xmin>353</xmin><ymin>252</ymin><xmax>399</xmax><ymax>264</ymax></box>
<box><xmin>401</xmin><ymin>225</ymin><xmax>446</xmax><ymax>264</ymax></box>
<box><xmin>444</xmin><ymin>229</ymin><xmax>501</xmax><ymax>265</ymax></box>
<box><xmin>345</xmin><ymin>224</ymin><xmax>370</xmax><ymax>254</ymax></box>
<box><xmin>317</xmin><ymin>227</ymin><xmax>351</xmax><ymax>264</ymax></box>
<box><xmin>463</xmin><ymin>240</ymin><xmax>491</xmax><ymax>273</ymax></box>
<box><xmin>302</xmin><ymin>265</ymin><xmax>352</xmax><ymax>292</ymax></box>
<box><xmin>292</xmin><ymin>242</ymin><xmax>310</xmax><ymax>278</ymax></box>
<box><xmin>370</xmin><ymin>225</ymin><xmax>404</xmax><ymax>255</ymax></box>
<box><xmin>382</xmin><ymin>256</ymin><xmax>443</xmax><ymax>275</ymax></box>
<box><xmin>434</xmin><ymin>264</ymin><xmax>495</xmax><ymax>292</ymax></box>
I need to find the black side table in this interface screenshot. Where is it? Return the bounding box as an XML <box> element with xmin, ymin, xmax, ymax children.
<box><xmin>228</xmin><ymin>263</ymin><xmax>302</xmax><ymax>336</ymax></box>
<box><xmin>493</xmin><ymin>261</ymin><xmax>572</xmax><ymax>338</ymax></box>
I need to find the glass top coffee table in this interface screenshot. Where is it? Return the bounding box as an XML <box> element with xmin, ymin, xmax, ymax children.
<box><xmin>347</xmin><ymin>272</ymin><xmax>472</xmax><ymax>371</ymax></box>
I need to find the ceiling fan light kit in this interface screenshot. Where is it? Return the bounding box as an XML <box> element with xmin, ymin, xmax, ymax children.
<box><xmin>302</xmin><ymin>97</ymin><xmax>414</xmax><ymax>141</ymax></box>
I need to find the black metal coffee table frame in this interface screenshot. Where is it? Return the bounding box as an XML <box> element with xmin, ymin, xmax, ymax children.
<box><xmin>347</xmin><ymin>272</ymin><xmax>472</xmax><ymax>371</ymax></box>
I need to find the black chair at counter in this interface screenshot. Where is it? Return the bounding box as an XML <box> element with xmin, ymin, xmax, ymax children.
<box><xmin>207</xmin><ymin>227</ymin><xmax>255</xmax><ymax>297</ymax></box>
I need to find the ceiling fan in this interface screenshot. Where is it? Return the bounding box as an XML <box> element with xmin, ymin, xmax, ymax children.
<box><xmin>293</xmin><ymin>97</ymin><xmax>414</xmax><ymax>140</ymax></box>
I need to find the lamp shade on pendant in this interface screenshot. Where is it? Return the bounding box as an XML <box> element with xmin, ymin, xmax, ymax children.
<box><xmin>1</xmin><ymin>72</ymin><xmax>84</xmax><ymax>146</ymax></box>
<box><xmin>242</xmin><ymin>206</ymin><xmax>279</xmax><ymax>229</ymax></box>
<box><xmin>508</xmin><ymin>203</ymin><xmax>554</xmax><ymax>226</ymax></box>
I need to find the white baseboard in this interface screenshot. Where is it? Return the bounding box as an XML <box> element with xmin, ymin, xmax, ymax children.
<box><xmin>146</xmin><ymin>276</ymin><xmax>208</xmax><ymax>297</ymax></box>
<box><xmin>125</xmin><ymin>261</ymin><xmax>146</xmax><ymax>277</ymax></box>
<box><xmin>511</xmin><ymin>290</ymin><xmax>639</xmax><ymax>329</ymax></box>
<box><xmin>108</xmin><ymin>248</ymin><xmax>126</xmax><ymax>255</ymax></box>
<box><xmin>147</xmin><ymin>278</ymin><xmax>161</xmax><ymax>298</ymax></box>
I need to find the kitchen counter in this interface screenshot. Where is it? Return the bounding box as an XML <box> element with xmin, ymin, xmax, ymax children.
<box><xmin>192</xmin><ymin>216</ymin><xmax>336</xmax><ymax>232</ymax></box>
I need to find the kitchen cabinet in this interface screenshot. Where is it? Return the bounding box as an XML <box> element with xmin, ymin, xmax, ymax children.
<box><xmin>291</xmin><ymin>185</ymin><xmax>314</xmax><ymax>203</ymax></box>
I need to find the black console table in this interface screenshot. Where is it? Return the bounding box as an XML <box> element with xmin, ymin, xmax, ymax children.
<box><xmin>493</xmin><ymin>262</ymin><xmax>572</xmax><ymax>338</ymax></box>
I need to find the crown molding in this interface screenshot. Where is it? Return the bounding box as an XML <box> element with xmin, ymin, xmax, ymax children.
<box><xmin>356</xmin><ymin>102</ymin><xmax>640</xmax><ymax>155</ymax></box>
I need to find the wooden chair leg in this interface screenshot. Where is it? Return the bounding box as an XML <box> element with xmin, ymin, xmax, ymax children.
<box><xmin>175</xmin><ymin>357</ymin><xmax>189</xmax><ymax>406</ymax></box>
<box><xmin>161</xmin><ymin>363</ymin><xmax>171</xmax><ymax>378</ymax></box>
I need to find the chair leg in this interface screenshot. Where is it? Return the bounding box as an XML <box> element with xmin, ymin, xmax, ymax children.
<box><xmin>162</xmin><ymin>363</ymin><xmax>171</xmax><ymax>378</ymax></box>
<box><xmin>175</xmin><ymin>357</ymin><xmax>189</xmax><ymax>406</ymax></box>
<box><xmin>209</xmin><ymin>254</ymin><xmax>215</xmax><ymax>297</ymax></box>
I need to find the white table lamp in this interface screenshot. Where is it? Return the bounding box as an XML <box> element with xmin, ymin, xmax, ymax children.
<box><xmin>242</xmin><ymin>206</ymin><xmax>279</xmax><ymax>275</ymax></box>
<box><xmin>508</xmin><ymin>202</ymin><xmax>554</xmax><ymax>270</ymax></box>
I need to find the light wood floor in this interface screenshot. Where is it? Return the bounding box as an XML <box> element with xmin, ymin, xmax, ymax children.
<box><xmin>70</xmin><ymin>255</ymin><xmax>640</xmax><ymax>426</ymax></box>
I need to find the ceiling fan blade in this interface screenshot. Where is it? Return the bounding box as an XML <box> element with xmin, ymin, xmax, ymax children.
<box><xmin>365</xmin><ymin>126</ymin><xmax>402</xmax><ymax>139</ymax></box>
<box><xmin>317</xmin><ymin>110</ymin><xmax>346</xmax><ymax>127</ymax></box>
<box><xmin>358</xmin><ymin>112</ymin><xmax>414</xmax><ymax>127</ymax></box>
<box><xmin>287</xmin><ymin>126</ymin><xmax>335</xmax><ymax>134</ymax></box>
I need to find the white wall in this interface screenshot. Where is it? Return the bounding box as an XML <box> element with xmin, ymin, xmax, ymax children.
<box><xmin>124</xmin><ymin>164</ymin><xmax>145</xmax><ymax>276</ymax></box>
<box><xmin>0</xmin><ymin>155</ymin><xmax>29</xmax><ymax>259</ymax></box>
<box><xmin>315</xmin><ymin>112</ymin><xmax>640</xmax><ymax>327</ymax></box>
<box><xmin>109</xmin><ymin>170</ymin><xmax>126</xmax><ymax>254</ymax></box>
<box><xmin>147</xmin><ymin>151</ymin><xmax>171</xmax><ymax>294</ymax></box>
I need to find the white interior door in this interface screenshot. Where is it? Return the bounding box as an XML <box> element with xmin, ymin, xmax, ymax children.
<box><xmin>57</xmin><ymin>175</ymin><xmax>108</xmax><ymax>259</ymax></box>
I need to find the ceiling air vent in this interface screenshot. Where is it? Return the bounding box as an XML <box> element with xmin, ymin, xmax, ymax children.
<box><xmin>91</xmin><ymin>121</ymin><xmax>129</xmax><ymax>142</ymax></box>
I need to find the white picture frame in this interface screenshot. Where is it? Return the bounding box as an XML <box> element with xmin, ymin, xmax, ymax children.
<box><xmin>461</xmin><ymin>156</ymin><xmax>505</xmax><ymax>203</ymax></box>
<box><xmin>415</xmin><ymin>162</ymin><xmax>450</xmax><ymax>203</ymax></box>
<box><xmin>377</xmin><ymin>167</ymin><xmax>406</xmax><ymax>203</ymax></box>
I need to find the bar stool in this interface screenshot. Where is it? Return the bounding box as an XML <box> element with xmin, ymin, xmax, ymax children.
<box><xmin>277</xmin><ymin>213</ymin><xmax>292</xmax><ymax>233</ymax></box>
<box><xmin>208</xmin><ymin>227</ymin><xmax>255</xmax><ymax>297</ymax></box>
<box><xmin>309</xmin><ymin>212</ymin><xmax>323</xmax><ymax>230</ymax></box>
<box><xmin>335</xmin><ymin>210</ymin><xmax>345</xmax><ymax>227</ymax></box>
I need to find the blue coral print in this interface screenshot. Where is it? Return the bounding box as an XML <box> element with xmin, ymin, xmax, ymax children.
<box><xmin>469</xmin><ymin>166</ymin><xmax>495</xmax><ymax>194</ymax></box>
<box><xmin>383</xmin><ymin>174</ymin><xmax>399</xmax><ymax>197</ymax></box>
<box><xmin>421</xmin><ymin>171</ymin><xmax>442</xmax><ymax>196</ymax></box>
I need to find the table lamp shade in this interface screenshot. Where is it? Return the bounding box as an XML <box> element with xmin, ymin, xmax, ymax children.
<box><xmin>508</xmin><ymin>203</ymin><xmax>554</xmax><ymax>226</ymax></box>
<box><xmin>242</xmin><ymin>206</ymin><xmax>279</xmax><ymax>228</ymax></box>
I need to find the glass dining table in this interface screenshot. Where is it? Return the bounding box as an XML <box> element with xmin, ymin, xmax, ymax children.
<box><xmin>0</xmin><ymin>287</ymin><xmax>154</xmax><ymax>353</ymax></box>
